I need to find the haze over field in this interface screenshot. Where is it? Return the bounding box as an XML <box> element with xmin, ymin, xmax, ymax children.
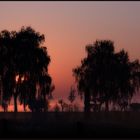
<box><xmin>0</xmin><ymin>2</ymin><xmax>140</xmax><ymax>111</ymax></box>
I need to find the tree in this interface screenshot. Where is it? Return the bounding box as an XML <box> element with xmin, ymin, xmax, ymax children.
<box><xmin>13</xmin><ymin>27</ymin><xmax>50</xmax><ymax>112</ymax></box>
<box><xmin>2</xmin><ymin>100</ymin><xmax>8</xmax><ymax>112</ymax></box>
<box><xmin>68</xmin><ymin>86</ymin><xmax>76</xmax><ymax>112</ymax></box>
<box><xmin>58</xmin><ymin>99</ymin><xmax>64</xmax><ymax>112</ymax></box>
<box><xmin>73</xmin><ymin>40</ymin><xmax>140</xmax><ymax>112</ymax></box>
<box><xmin>0</xmin><ymin>26</ymin><xmax>54</xmax><ymax>112</ymax></box>
<box><xmin>68</xmin><ymin>86</ymin><xmax>76</xmax><ymax>103</ymax></box>
<box><xmin>53</xmin><ymin>103</ymin><xmax>60</xmax><ymax>112</ymax></box>
<box><xmin>18</xmin><ymin>78</ymin><xmax>30</xmax><ymax>112</ymax></box>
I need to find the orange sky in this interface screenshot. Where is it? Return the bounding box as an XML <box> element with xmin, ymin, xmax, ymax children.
<box><xmin>0</xmin><ymin>2</ymin><xmax>140</xmax><ymax>110</ymax></box>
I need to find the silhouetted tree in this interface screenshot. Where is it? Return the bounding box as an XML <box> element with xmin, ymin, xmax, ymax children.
<box><xmin>0</xmin><ymin>26</ymin><xmax>54</xmax><ymax>112</ymax></box>
<box><xmin>68</xmin><ymin>86</ymin><xmax>76</xmax><ymax>112</ymax></box>
<box><xmin>73</xmin><ymin>40</ymin><xmax>140</xmax><ymax>112</ymax></box>
<box><xmin>53</xmin><ymin>103</ymin><xmax>60</xmax><ymax>112</ymax></box>
<box><xmin>58</xmin><ymin>99</ymin><xmax>70</xmax><ymax>112</ymax></box>
<box><xmin>58</xmin><ymin>99</ymin><xmax>69</xmax><ymax>112</ymax></box>
<box><xmin>68</xmin><ymin>86</ymin><xmax>76</xmax><ymax>104</ymax></box>
<box><xmin>14</xmin><ymin>26</ymin><xmax>52</xmax><ymax>112</ymax></box>
<box><xmin>2</xmin><ymin>100</ymin><xmax>8</xmax><ymax>112</ymax></box>
<box><xmin>58</xmin><ymin>99</ymin><xmax>65</xmax><ymax>112</ymax></box>
<box><xmin>18</xmin><ymin>77</ymin><xmax>29</xmax><ymax>112</ymax></box>
<box><xmin>118</xmin><ymin>100</ymin><xmax>128</xmax><ymax>111</ymax></box>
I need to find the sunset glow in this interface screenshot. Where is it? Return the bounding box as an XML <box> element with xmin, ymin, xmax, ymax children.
<box><xmin>15</xmin><ymin>75</ymin><xmax>19</xmax><ymax>83</ymax></box>
<box><xmin>21</xmin><ymin>76</ymin><xmax>24</xmax><ymax>82</ymax></box>
<box><xmin>0</xmin><ymin>2</ymin><xmax>140</xmax><ymax>139</ymax></box>
<box><xmin>0</xmin><ymin>2</ymin><xmax>140</xmax><ymax>108</ymax></box>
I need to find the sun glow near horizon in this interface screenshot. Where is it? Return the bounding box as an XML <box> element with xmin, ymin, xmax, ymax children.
<box><xmin>0</xmin><ymin>1</ymin><xmax>140</xmax><ymax>105</ymax></box>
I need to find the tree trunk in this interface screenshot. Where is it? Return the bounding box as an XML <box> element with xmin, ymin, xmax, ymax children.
<box><xmin>61</xmin><ymin>105</ymin><xmax>64</xmax><ymax>112</ymax></box>
<box><xmin>105</xmin><ymin>101</ymin><xmax>109</xmax><ymax>112</ymax></box>
<box><xmin>14</xmin><ymin>94</ymin><xmax>18</xmax><ymax>113</ymax></box>
<box><xmin>44</xmin><ymin>95</ymin><xmax>48</xmax><ymax>112</ymax></box>
<box><xmin>23</xmin><ymin>101</ymin><xmax>26</xmax><ymax>112</ymax></box>
<box><xmin>84</xmin><ymin>92</ymin><xmax>90</xmax><ymax>112</ymax></box>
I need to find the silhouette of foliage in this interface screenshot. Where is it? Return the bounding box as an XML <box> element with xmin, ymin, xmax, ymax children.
<box><xmin>0</xmin><ymin>26</ymin><xmax>54</xmax><ymax>112</ymax></box>
<box><xmin>73</xmin><ymin>40</ymin><xmax>140</xmax><ymax>112</ymax></box>
<box><xmin>68</xmin><ymin>86</ymin><xmax>76</xmax><ymax>104</ymax></box>
<box><xmin>58</xmin><ymin>99</ymin><xmax>65</xmax><ymax>112</ymax></box>
<box><xmin>53</xmin><ymin>103</ymin><xmax>60</xmax><ymax>112</ymax></box>
<box><xmin>117</xmin><ymin>99</ymin><xmax>128</xmax><ymax>111</ymax></box>
<box><xmin>67</xmin><ymin>86</ymin><xmax>76</xmax><ymax>112</ymax></box>
<box><xmin>58</xmin><ymin>99</ymin><xmax>71</xmax><ymax>112</ymax></box>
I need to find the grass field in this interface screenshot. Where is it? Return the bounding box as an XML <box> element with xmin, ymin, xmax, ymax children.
<box><xmin>0</xmin><ymin>112</ymin><xmax>140</xmax><ymax>138</ymax></box>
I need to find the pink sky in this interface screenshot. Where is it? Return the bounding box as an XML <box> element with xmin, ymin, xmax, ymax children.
<box><xmin>0</xmin><ymin>2</ymin><xmax>140</xmax><ymax>108</ymax></box>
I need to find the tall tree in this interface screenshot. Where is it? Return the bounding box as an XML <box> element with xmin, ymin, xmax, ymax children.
<box><xmin>0</xmin><ymin>26</ymin><xmax>54</xmax><ymax>112</ymax></box>
<box><xmin>73</xmin><ymin>40</ymin><xmax>140</xmax><ymax>112</ymax></box>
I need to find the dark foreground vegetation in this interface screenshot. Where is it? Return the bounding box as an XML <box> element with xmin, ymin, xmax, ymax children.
<box><xmin>1</xmin><ymin>112</ymin><xmax>140</xmax><ymax>138</ymax></box>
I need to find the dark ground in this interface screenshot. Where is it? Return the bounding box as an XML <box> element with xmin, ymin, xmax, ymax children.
<box><xmin>0</xmin><ymin>112</ymin><xmax>140</xmax><ymax>138</ymax></box>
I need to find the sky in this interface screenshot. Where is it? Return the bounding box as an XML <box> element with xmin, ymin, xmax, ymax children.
<box><xmin>0</xmin><ymin>1</ymin><xmax>140</xmax><ymax>111</ymax></box>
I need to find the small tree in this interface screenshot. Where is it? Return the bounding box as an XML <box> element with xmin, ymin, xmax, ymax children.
<box><xmin>68</xmin><ymin>86</ymin><xmax>76</xmax><ymax>104</ymax></box>
<box><xmin>58</xmin><ymin>99</ymin><xmax>65</xmax><ymax>112</ymax></box>
<box><xmin>53</xmin><ymin>103</ymin><xmax>60</xmax><ymax>112</ymax></box>
<box><xmin>68</xmin><ymin>86</ymin><xmax>76</xmax><ymax>112</ymax></box>
<box><xmin>2</xmin><ymin>100</ymin><xmax>8</xmax><ymax>112</ymax></box>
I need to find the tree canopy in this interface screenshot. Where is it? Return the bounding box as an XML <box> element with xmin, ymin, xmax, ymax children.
<box><xmin>73</xmin><ymin>40</ymin><xmax>140</xmax><ymax>112</ymax></box>
<box><xmin>0</xmin><ymin>26</ymin><xmax>54</xmax><ymax>112</ymax></box>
